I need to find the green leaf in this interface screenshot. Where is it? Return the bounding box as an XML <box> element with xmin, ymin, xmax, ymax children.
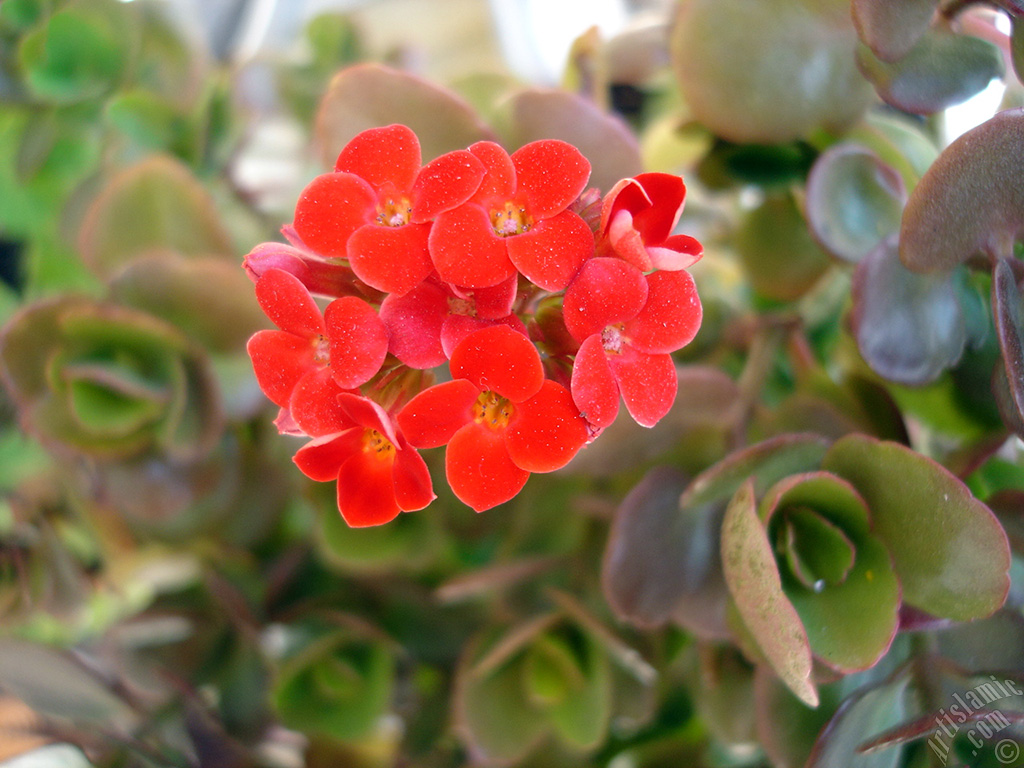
<box><xmin>273</xmin><ymin>631</ymin><xmax>395</xmax><ymax>741</ymax></box>
<box><xmin>109</xmin><ymin>253</ymin><xmax>267</xmax><ymax>353</ymax></box>
<box><xmin>18</xmin><ymin>6</ymin><xmax>127</xmax><ymax>104</ymax></box>
<box><xmin>721</xmin><ymin>480</ymin><xmax>817</xmax><ymax>707</ymax></box>
<box><xmin>993</xmin><ymin>258</ymin><xmax>1024</xmax><ymax>433</ymax></box>
<box><xmin>856</xmin><ymin>30</ymin><xmax>1003</xmax><ymax>115</ymax></box>
<box><xmin>735</xmin><ymin>191</ymin><xmax>831</xmax><ymax>302</ymax></box>
<box><xmin>901</xmin><ymin>109</ymin><xmax>1024</xmax><ymax>272</ymax></box>
<box><xmin>851</xmin><ymin>236</ymin><xmax>966</xmax><ymax>385</ymax></box>
<box><xmin>682</xmin><ymin>433</ymin><xmax>831</xmax><ymax>510</ymax></box>
<box><xmin>805</xmin><ymin>145</ymin><xmax>906</xmax><ymax>264</ymax></box>
<box><xmin>806</xmin><ymin>668</ymin><xmax>911</xmax><ymax>768</ymax></box>
<box><xmin>823</xmin><ymin>434</ymin><xmax>1010</xmax><ymax>621</ymax></box>
<box><xmin>851</xmin><ymin>0</ymin><xmax>937</xmax><ymax>62</ymax></box>
<box><xmin>669</xmin><ymin>0</ymin><xmax>872</xmax><ymax>144</ymax></box>
<box><xmin>77</xmin><ymin>155</ymin><xmax>234</xmax><ymax>277</ymax></box>
<box><xmin>603</xmin><ymin>466</ymin><xmax>729</xmax><ymax>639</ymax></box>
<box><xmin>315</xmin><ymin>63</ymin><xmax>494</xmax><ymax>167</ymax></box>
<box><xmin>502</xmin><ymin>89</ymin><xmax>642</xmax><ymax>194</ymax></box>
<box><xmin>0</xmin><ymin>639</ymin><xmax>135</xmax><ymax>726</ymax></box>
<box><xmin>1013</xmin><ymin>16</ymin><xmax>1024</xmax><ymax>86</ymax></box>
<box><xmin>106</xmin><ymin>89</ymin><xmax>188</xmax><ymax>153</ymax></box>
<box><xmin>543</xmin><ymin>630</ymin><xmax>612</xmax><ymax>751</ymax></box>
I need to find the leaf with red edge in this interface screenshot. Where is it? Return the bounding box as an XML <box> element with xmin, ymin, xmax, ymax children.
<box><xmin>571</xmin><ymin>334</ymin><xmax>621</xmax><ymax>429</ymax></box>
<box><xmin>626</xmin><ymin>270</ymin><xmax>702</xmax><ymax>355</ymax></box>
<box><xmin>294</xmin><ymin>429</ymin><xmax>362</xmax><ymax>482</ymax></box>
<box><xmin>446</xmin><ymin>421</ymin><xmax>529</xmax><ymax>511</ymax></box>
<box><xmin>511</xmin><ymin>140</ymin><xmax>591</xmax><ymax>219</ymax></box>
<box><xmin>506</xmin><ymin>89</ymin><xmax>642</xmax><ymax>194</ymax></box>
<box><xmin>325</xmin><ymin>296</ymin><xmax>389</xmax><ymax>389</ymax></box>
<box><xmin>392</xmin><ymin>436</ymin><xmax>435</xmax><ymax>511</ymax></box>
<box><xmin>293</xmin><ymin>172</ymin><xmax>376</xmax><ymax>258</ymax></box>
<box><xmin>993</xmin><ymin>258</ymin><xmax>1024</xmax><ymax>429</ymax></box>
<box><xmin>410</xmin><ymin>150</ymin><xmax>486</xmax><ymax>223</ymax></box>
<box><xmin>563</xmin><ymin>258</ymin><xmax>648</xmax><ymax>343</ymax></box>
<box><xmin>901</xmin><ymin>108</ymin><xmax>1024</xmax><ymax>272</ymax></box>
<box><xmin>316</xmin><ymin>63</ymin><xmax>495</xmax><ymax>167</ymax></box>
<box><xmin>722</xmin><ymin>480</ymin><xmax>818</xmax><ymax>707</ymax></box>
<box><xmin>347</xmin><ymin>222</ymin><xmax>432</xmax><ymax>296</ymax></box>
<box><xmin>450</xmin><ymin>325</ymin><xmax>544</xmax><ymax>403</ymax></box>
<box><xmin>255</xmin><ymin>268</ymin><xmax>325</xmax><ymax>338</ymax></box>
<box><xmin>337</xmin><ymin>450</ymin><xmax>402</xmax><ymax>527</ymax></box>
<box><xmin>379</xmin><ymin>282</ymin><xmax>448</xmax><ymax>369</ymax></box>
<box><xmin>398</xmin><ymin>379</ymin><xmax>480</xmax><ymax>448</ymax></box>
<box><xmin>429</xmin><ymin>204</ymin><xmax>515</xmax><ymax>288</ymax></box>
<box><xmin>289</xmin><ymin>368</ymin><xmax>353</xmax><ymax>437</ymax></box>
<box><xmin>333</xmin><ymin>123</ymin><xmax>421</xmax><ymax>192</ymax></box>
<box><xmin>506</xmin><ymin>210</ymin><xmax>595</xmax><ymax>292</ymax></box>
<box><xmin>611</xmin><ymin>350</ymin><xmax>677</xmax><ymax>428</ymax></box>
<box><xmin>505</xmin><ymin>381</ymin><xmax>588</xmax><ymax>473</ymax></box>
<box><xmin>851</xmin><ymin>0</ymin><xmax>936</xmax><ymax>62</ymax></box>
<box><xmin>247</xmin><ymin>330</ymin><xmax>316</xmax><ymax>408</ymax></box>
<box><xmin>469</xmin><ymin>141</ymin><xmax>517</xmax><ymax>202</ymax></box>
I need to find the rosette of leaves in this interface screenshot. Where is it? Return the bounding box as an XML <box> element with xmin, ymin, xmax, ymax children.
<box><xmin>0</xmin><ymin>295</ymin><xmax>222</xmax><ymax>462</ymax></box>
<box><xmin>454</xmin><ymin>609</ymin><xmax>646</xmax><ymax>766</ymax></box>
<box><xmin>271</xmin><ymin>623</ymin><xmax>396</xmax><ymax>743</ymax></box>
<box><xmin>604</xmin><ymin>433</ymin><xmax>1010</xmax><ymax>707</ymax></box>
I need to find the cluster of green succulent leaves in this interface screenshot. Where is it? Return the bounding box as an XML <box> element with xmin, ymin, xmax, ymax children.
<box><xmin>0</xmin><ymin>0</ymin><xmax>1021</xmax><ymax>767</ymax></box>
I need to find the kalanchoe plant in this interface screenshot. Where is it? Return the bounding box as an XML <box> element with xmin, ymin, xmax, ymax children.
<box><xmin>244</xmin><ymin>122</ymin><xmax>704</xmax><ymax>524</ymax></box>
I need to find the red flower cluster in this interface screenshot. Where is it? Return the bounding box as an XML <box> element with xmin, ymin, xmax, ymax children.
<box><xmin>246</xmin><ymin>124</ymin><xmax>703</xmax><ymax>526</ymax></box>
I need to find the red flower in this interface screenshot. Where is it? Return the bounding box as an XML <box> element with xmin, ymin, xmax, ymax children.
<box><xmin>598</xmin><ymin>173</ymin><xmax>703</xmax><ymax>272</ymax></box>
<box><xmin>294</xmin><ymin>393</ymin><xmax>434</xmax><ymax>527</ymax></box>
<box><xmin>378</xmin><ymin>275</ymin><xmax>523</xmax><ymax>369</ymax></box>
<box><xmin>246</xmin><ymin>269</ymin><xmax>389</xmax><ymax>427</ymax></box>
<box><xmin>397</xmin><ymin>325</ymin><xmax>588</xmax><ymax>511</ymax></box>
<box><xmin>428</xmin><ymin>140</ymin><xmax>595</xmax><ymax>291</ymax></box>
<box><xmin>292</xmin><ymin>124</ymin><xmax>486</xmax><ymax>296</ymax></box>
<box><xmin>563</xmin><ymin>258</ymin><xmax>702</xmax><ymax>428</ymax></box>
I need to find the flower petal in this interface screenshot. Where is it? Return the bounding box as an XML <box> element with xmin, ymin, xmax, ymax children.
<box><xmin>254</xmin><ymin>268</ymin><xmax>326</xmax><ymax>337</ymax></box>
<box><xmin>325</xmin><ymin>296</ymin><xmax>389</xmax><ymax>388</ymax></box>
<box><xmin>337</xmin><ymin>392</ymin><xmax>399</xmax><ymax>445</ymax></box>
<box><xmin>570</xmin><ymin>334</ymin><xmax>620</xmax><ymax>429</ymax></box>
<box><xmin>450</xmin><ymin>325</ymin><xmax>543</xmax><ymax>402</ymax></box>
<box><xmin>563</xmin><ymin>257</ymin><xmax>648</xmax><ymax>342</ymax></box>
<box><xmin>334</xmin><ymin>124</ymin><xmax>421</xmax><ymax>194</ymax></box>
<box><xmin>506</xmin><ymin>380</ymin><xmax>588</xmax><ymax>472</ymax></box>
<box><xmin>293</xmin><ymin>172</ymin><xmax>377</xmax><ymax>258</ymax></box>
<box><xmin>647</xmin><ymin>234</ymin><xmax>704</xmax><ymax>271</ymax></box>
<box><xmin>607</xmin><ymin>173</ymin><xmax>685</xmax><ymax>244</ymax></box>
<box><xmin>392</xmin><ymin>435</ymin><xmax>435</xmax><ymax>511</ymax></box>
<box><xmin>458</xmin><ymin>273</ymin><xmax>518</xmax><ymax>319</ymax></box>
<box><xmin>625</xmin><ymin>269</ymin><xmax>702</xmax><ymax>354</ymax></box>
<box><xmin>397</xmin><ymin>379</ymin><xmax>480</xmax><ymax>448</ymax></box>
<box><xmin>610</xmin><ymin>350</ymin><xmax>677</xmax><ymax>428</ymax></box>
<box><xmin>429</xmin><ymin>205</ymin><xmax>515</xmax><ymax>288</ymax></box>
<box><xmin>336</xmin><ymin>449</ymin><xmax>402</xmax><ymax>527</ymax></box>
<box><xmin>469</xmin><ymin>141</ymin><xmax>517</xmax><ymax>201</ymax></box>
<box><xmin>293</xmin><ymin>428</ymin><xmax>362</xmax><ymax>481</ymax></box>
<box><xmin>446</xmin><ymin>422</ymin><xmax>529</xmax><ymax>511</ymax></box>
<box><xmin>506</xmin><ymin>210</ymin><xmax>594</xmax><ymax>291</ymax></box>
<box><xmin>512</xmin><ymin>140</ymin><xmax>591</xmax><ymax>219</ymax></box>
<box><xmin>247</xmin><ymin>330</ymin><xmax>316</xmax><ymax>408</ymax></box>
<box><xmin>410</xmin><ymin>149</ymin><xmax>486</xmax><ymax>223</ymax></box>
<box><xmin>379</xmin><ymin>282</ymin><xmax>448</xmax><ymax>369</ymax></box>
<box><xmin>603</xmin><ymin>209</ymin><xmax>653</xmax><ymax>272</ymax></box>
<box><xmin>289</xmin><ymin>367</ymin><xmax>354</xmax><ymax>436</ymax></box>
<box><xmin>441</xmin><ymin>313</ymin><xmax>529</xmax><ymax>360</ymax></box>
<box><xmin>347</xmin><ymin>222</ymin><xmax>433</xmax><ymax>296</ymax></box>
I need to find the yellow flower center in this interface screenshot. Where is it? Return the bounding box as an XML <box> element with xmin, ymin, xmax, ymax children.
<box><xmin>375</xmin><ymin>196</ymin><xmax>412</xmax><ymax>227</ymax></box>
<box><xmin>490</xmin><ymin>201</ymin><xmax>533</xmax><ymax>237</ymax></box>
<box><xmin>473</xmin><ymin>390</ymin><xmax>515</xmax><ymax>430</ymax></box>
<box><xmin>312</xmin><ymin>334</ymin><xmax>330</xmax><ymax>365</ymax></box>
<box><xmin>362</xmin><ymin>428</ymin><xmax>396</xmax><ymax>460</ymax></box>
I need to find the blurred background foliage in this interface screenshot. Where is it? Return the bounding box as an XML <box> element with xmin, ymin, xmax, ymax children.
<box><xmin>0</xmin><ymin>0</ymin><xmax>1023</xmax><ymax>766</ymax></box>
